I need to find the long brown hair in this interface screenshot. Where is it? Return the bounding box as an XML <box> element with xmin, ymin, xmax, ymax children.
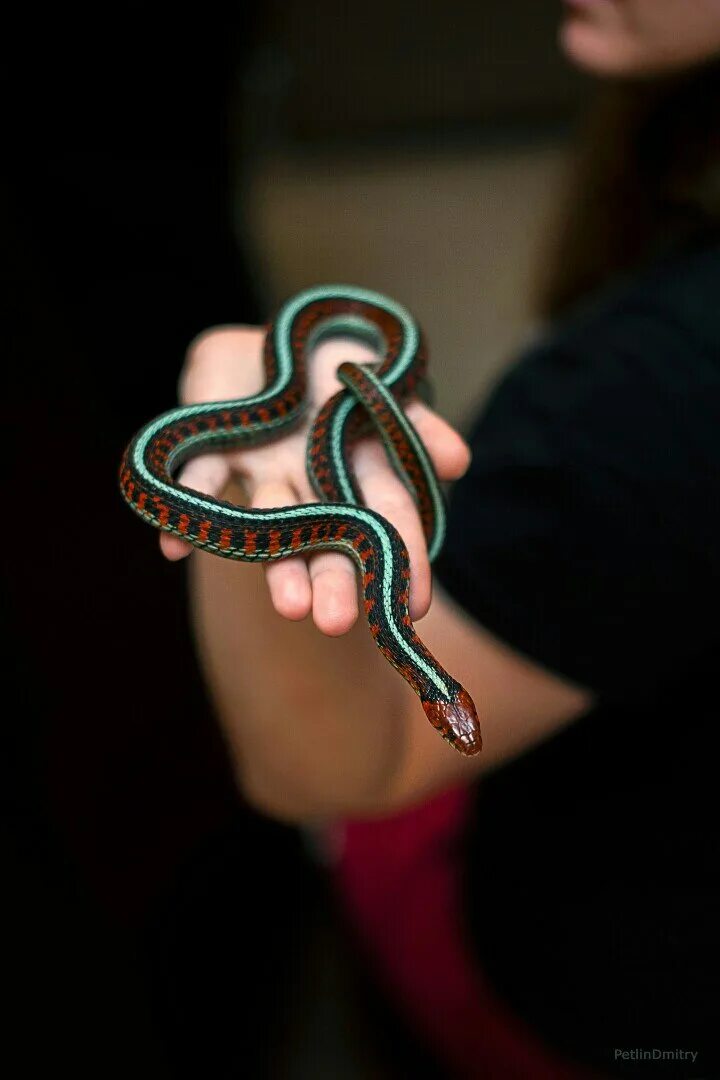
<box><xmin>534</xmin><ymin>55</ymin><xmax>720</xmax><ymax>321</ymax></box>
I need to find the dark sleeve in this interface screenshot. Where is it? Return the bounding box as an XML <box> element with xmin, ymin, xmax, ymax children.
<box><xmin>432</xmin><ymin>305</ymin><xmax>720</xmax><ymax>705</ymax></box>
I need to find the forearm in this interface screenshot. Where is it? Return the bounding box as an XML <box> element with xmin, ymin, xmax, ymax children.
<box><xmin>186</xmin><ymin>484</ymin><xmax>593</xmax><ymax>823</ymax></box>
<box><xmin>188</xmin><ymin>498</ymin><xmax>413</xmax><ymax>820</ymax></box>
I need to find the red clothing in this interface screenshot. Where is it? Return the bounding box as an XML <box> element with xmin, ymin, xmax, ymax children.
<box><xmin>328</xmin><ymin>786</ymin><xmax>596</xmax><ymax>1079</ymax></box>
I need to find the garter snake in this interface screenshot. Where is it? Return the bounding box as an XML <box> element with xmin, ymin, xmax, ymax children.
<box><xmin>119</xmin><ymin>284</ymin><xmax>482</xmax><ymax>755</ymax></box>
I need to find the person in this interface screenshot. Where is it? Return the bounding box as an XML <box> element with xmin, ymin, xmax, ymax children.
<box><xmin>159</xmin><ymin>2</ymin><xmax>720</xmax><ymax>1076</ymax></box>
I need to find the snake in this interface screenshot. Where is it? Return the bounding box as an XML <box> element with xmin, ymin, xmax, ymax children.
<box><xmin>119</xmin><ymin>284</ymin><xmax>482</xmax><ymax>755</ymax></box>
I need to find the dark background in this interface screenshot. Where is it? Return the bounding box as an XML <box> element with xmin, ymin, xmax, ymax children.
<box><xmin>2</xmin><ymin>6</ymin><xmax>588</xmax><ymax>1075</ymax></box>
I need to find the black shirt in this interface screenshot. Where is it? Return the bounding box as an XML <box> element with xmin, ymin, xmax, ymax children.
<box><xmin>433</xmin><ymin>240</ymin><xmax>720</xmax><ymax>1078</ymax></box>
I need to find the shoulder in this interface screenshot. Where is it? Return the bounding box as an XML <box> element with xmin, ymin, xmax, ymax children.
<box><xmin>472</xmin><ymin>239</ymin><xmax>720</xmax><ymax>471</ymax></box>
<box><xmin>555</xmin><ymin>238</ymin><xmax>720</xmax><ymax>350</ymax></box>
<box><xmin>535</xmin><ymin>239</ymin><xmax>720</xmax><ymax>392</ymax></box>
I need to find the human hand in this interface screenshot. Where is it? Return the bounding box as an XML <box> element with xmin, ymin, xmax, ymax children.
<box><xmin>160</xmin><ymin>324</ymin><xmax>471</xmax><ymax>635</ymax></box>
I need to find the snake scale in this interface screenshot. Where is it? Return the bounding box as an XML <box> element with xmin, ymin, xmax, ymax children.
<box><xmin>119</xmin><ymin>284</ymin><xmax>482</xmax><ymax>755</ymax></box>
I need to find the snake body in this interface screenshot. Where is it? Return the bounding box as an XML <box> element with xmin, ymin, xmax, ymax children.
<box><xmin>119</xmin><ymin>284</ymin><xmax>482</xmax><ymax>755</ymax></box>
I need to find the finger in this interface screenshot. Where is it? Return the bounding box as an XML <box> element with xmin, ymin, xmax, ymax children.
<box><xmin>158</xmin><ymin>452</ymin><xmax>233</xmax><ymax>562</ymax></box>
<box><xmin>252</xmin><ymin>481</ymin><xmax>312</xmax><ymax>621</ymax></box>
<box><xmin>308</xmin><ymin>546</ymin><xmax>360</xmax><ymax>637</ymax></box>
<box><xmin>181</xmin><ymin>325</ymin><xmax>266</xmax><ymax>405</ymax></box>
<box><xmin>309</xmin><ymin>335</ymin><xmax>380</xmax><ymax>404</ymax></box>
<box><xmin>278</xmin><ymin>463</ymin><xmax>360</xmax><ymax>636</ymax></box>
<box><xmin>353</xmin><ymin>438</ymin><xmax>433</xmax><ymax>621</ymax></box>
<box><xmin>160</xmin><ymin>533</ymin><xmax>194</xmax><ymax>561</ymax></box>
<box><xmin>402</xmin><ymin>401</ymin><xmax>472</xmax><ymax>481</ymax></box>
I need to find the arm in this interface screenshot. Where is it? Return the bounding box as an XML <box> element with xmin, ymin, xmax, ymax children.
<box><xmin>168</xmin><ymin>324</ymin><xmax>595</xmax><ymax>823</ymax></box>
<box><xmin>190</xmin><ymin>524</ymin><xmax>594</xmax><ymax>824</ymax></box>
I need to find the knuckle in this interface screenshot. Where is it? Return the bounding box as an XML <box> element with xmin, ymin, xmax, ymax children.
<box><xmin>179</xmin><ymin>324</ymin><xmax>265</xmax><ymax>405</ymax></box>
<box><xmin>185</xmin><ymin>323</ymin><xmax>259</xmax><ymax>364</ymax></box>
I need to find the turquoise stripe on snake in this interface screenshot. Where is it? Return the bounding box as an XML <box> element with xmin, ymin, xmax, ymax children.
<box><xmin>118</xmin><ymin>284</ymin><xmax>482</xmax><ymax>755</ymax></box>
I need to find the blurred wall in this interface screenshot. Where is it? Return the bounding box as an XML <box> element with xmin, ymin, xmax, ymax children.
<box><xmin>233</xmin><ymin>0</ymin><xmax>592</xmax><ymax>428</ymax></box>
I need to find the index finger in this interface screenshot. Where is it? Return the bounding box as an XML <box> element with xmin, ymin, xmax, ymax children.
<box><xmin>158</xmin><ymin>451</ymin><xmax>232</xmax><ymax>561</ymax></box>
<box><xmin>403</xmin><ymin>400</ymin><xmax>472</xmax><ymax>482</ymax></box>
<box><xmin>352</xmin><ymin>435</ymin><xmax>433</xmax><ymax>620</ymax></box>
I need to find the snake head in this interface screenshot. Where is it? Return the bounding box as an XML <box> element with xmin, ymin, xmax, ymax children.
<box><xmin>422</xmin><ymin>689</ymin><xmax>482</xmax><ymax>756</ymax></box>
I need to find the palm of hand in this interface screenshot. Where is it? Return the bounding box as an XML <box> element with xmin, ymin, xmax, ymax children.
<box><xmin>160</xmin><ymin>325</ymin><xmax>471</xmax><ymax>635</ymax></box>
